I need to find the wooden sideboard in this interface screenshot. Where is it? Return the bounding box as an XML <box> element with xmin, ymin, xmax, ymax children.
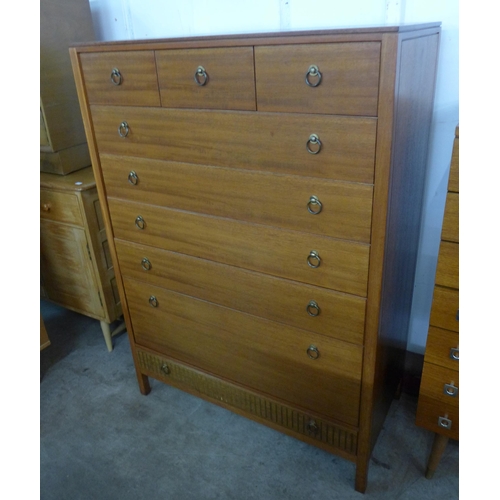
<box><xmin>70</xmin><ymin>24</ymin><xmax>440</xmax><ymax>492</ymax></box>
<box><xmin>416</xmin><ymin>126</ymin><xmax>459</xmax><ymax>478</ymax></box>
<box><xmin>40</xmin><ymin>167</ymin><xmax>124</xmax><ymax>350</ymax></box>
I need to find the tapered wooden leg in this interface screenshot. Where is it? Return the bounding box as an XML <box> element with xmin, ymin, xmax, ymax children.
<box><xmin>355</xmin><ymin>456</ymin><xmax>369</xmax><ymax>493</ymax></box>
<box><xmin>100</xmin><ymin>321</ymin><xmax>113</xmax><ymax>352</ymax></box>
<box><xmin>425</xmin><ymin>433</ymin><xmax>449</xmax><ymax>479</ymax></box>
<box><xmin>138</xmin><ymin>373</ymin><xmax>151</xmax><ymax>395</ymax></box>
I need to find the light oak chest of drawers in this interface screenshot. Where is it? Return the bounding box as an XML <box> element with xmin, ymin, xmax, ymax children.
<box><xmin>70</xmin><ymin>24</ymin><xmax>440</xmax><ymax>493</ymax></box>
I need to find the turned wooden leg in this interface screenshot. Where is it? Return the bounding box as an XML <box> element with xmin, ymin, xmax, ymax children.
<box><xmin>100</xmin><ymin>320</ymin><xmax>113</xmax><ymax>352</ymax></box>
<box><xmin>425</xmin><ymin>433</ymin><xmax>449</xmax><ymax>479</ymax></box>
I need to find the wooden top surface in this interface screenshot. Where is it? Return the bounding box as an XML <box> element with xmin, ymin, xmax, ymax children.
<box><xmin>71</xmin><ymin>23</ymin><xmax>441</xmax><ymax>51</ymax></box>
<box><xmin>40</xmin><ymin>166</ymin><xmax>95</xmax><ymax>191</ymax></box>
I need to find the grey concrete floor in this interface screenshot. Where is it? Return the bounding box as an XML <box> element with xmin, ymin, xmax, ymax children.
<box><xmin>40</xmin><ymin>300</ymin><xmax>459</xmax><ymax>499</ymax></box>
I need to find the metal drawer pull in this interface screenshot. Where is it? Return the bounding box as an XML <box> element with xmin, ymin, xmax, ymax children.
<box><xmin>307</xmin><ymin>419</ymin><xmax>319</xmax><ymax>434</ymax></box>
<box><xmin>141</xmin><ymin>258</ymin><xmax>152</xmax><ymax>271</ymax></box>
<box><xmin>118</xmin><ymin>121</ymin><xmax>129</xmax><ymax>138</ymax></box>
<box><xmin>135</xmin><ymin>215</ymin><xmax>146</xmax><ymax>230</ymax></box>
<box><xmin>307</xmin><ymin>195</ymin><xmax>323</xmax><ymax>215</ymax></box>
<box><xmin>444</xmin><ymin>383</ymin><xmax>458</xmax><ymax>397</ymax></box>
<box><xmin>438</xmin><ymin>416</ymin><xmax>452</xmax><ymax>430</ymax></box>
<box><xmin>128</xmin><ymin>171</ymin><xmax>139</xmax><ymax>185</ymax></box>
<box><xmin>194</xmin><ymin>66</ymin><xmax>208</xmax><ymax>86</ymax></box>
<box><xmin>449</xmin><ymin>347</ymin><xmax>459</xmax><ymax>361</ymax></box>
<box><xmin>307</xmin><ymin>345</ymin><xmax>320</xmax><ymax>360</ymax></box>
<box><xmin>307</xmin><ymin>250</ymin><xmax>321</xmax><ymax>268</ymax></box>
<box><xmin>42</xmin><ymin>203</ymin><xmax>51</xmax><ymax>212</ymax></box>
<box><xmin>149</xmin><ymin>295</ymin><xmax>158</xmax><ymax>308</ymax></box>
<box><xmin>306</xmin><ymin>134</ymin><xmax>322</xmax><ymax>154</ymax></box>
<box><xmin>306</xmin><ymin>300</ymin><xmax>321</xmax><ymax>317</ymax></box>
<box><xmin>110</xmin><ymin>68</ymin><xmax>122</xmax><ymax>85</ymax></box>
<box><xmin>305</xmin><ymin>65</ymin><xmax>322</xmax><ymax>87</ymax></box>
<box><xmin>160</xmin><ymin>363</ymin><xmax>170</xmax><ymax>375</ymax></box>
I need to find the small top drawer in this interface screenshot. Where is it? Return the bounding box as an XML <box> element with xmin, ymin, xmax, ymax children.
<box><xmin>80</xmin><ymin>51</ymin><xmax>161</xmax><ymax>106</ymax></box>
<box><xmin>40</xmin><ymin>189</ymin><xmax>83</xmax><ymax>226</ymax></box>
<box><xmin>255</xmin><ymin>42</ymin><xmax>380</xmax><ymax>116</ymax></box>
<box><xmin>156</xmin><ymin>47</ymin><xmax>256</xmax><ymax>110</ymax></box>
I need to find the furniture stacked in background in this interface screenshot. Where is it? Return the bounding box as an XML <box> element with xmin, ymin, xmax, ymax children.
<box><xmin>416</xmin><ymin>126</ymin><xmax>459</xmax><ymax>478</ymax></box>
<box><xmin>40</xmin><ymin>0</ymin><xmax>122</xmax><ymax>350</ymax></box>
<box><xmin>70</xmin><ymin>24</ymin><xmax>440</xmax><ymax>492</ymax></box>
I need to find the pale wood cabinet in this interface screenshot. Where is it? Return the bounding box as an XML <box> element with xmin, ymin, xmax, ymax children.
<box><xmin>416</xmin><ymin>126</ymin><xmax>459</xmax><ymax>478</ymax></box>
<box><xmin>40</xmin><ymin>167</ymin><xmax>124</xmax><ymax>350</ymax></box>
<box><xmin>70</xmin><ymin>25</ymin><xmax>440</xmax><ymax>492</ymax></box>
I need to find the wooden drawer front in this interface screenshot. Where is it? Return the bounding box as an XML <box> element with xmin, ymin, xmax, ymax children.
<box><xmin>91</xmin><ymin>105</ymin><xmax>377</xmax><ymax>184</ymax></box>
<box><xmin>419</xmin><ymin>363</ymin><xmax>459</xmax><ymax>408</ymax></box>
<box><xmin>424</xmin><ymin>326</ymin><xmax>459</xmax><ymax>370</ymax></box>
<box><xmin>80</xmin><ymin>51</ymin><xmax>160</xmax><ymax>106</ymax></box>
<box><xmin>441</xmin><ymin>192</ymin><xmax>459</xmax><ymax>242</ymax></box>
<box><xmin>101</xmin><ymin>154</ymin><xmax>373</xmax><ymax>243</ymax></box>
<box><xmin>415</xmin><ymin>396</ymin><xmax>459</xmax><ymax>440</ymax></box>
<box><xmin>124</xmin><ymin>277</ymin><xmax>363</xmax><ymax>425</ymax></box>
<box><xmin>115</xmin><ymin>240</ymin><xmax>366</xmax><ymax>345</ymax></box>
<box><xmin>255</xmin><ymin>43</ymin><xmax>380</xmax><ymax>116</ymax></box>
<box><xmin>430</xmin><ymin>286</ymin><xmax>459</xmax><ymax>332</ymax></box>
<box><xmin>156</xmin><ymin>47</ymin><xmax>256</xmax><ymax>111</ymax></box>
<box><xmin>435</xmin><ymin>241</ymin><xmax>459</xmax><ymax>289</ymax></box>
<box><xmin>109</xmin><ymin>198</ymin><xmax>370</xmax><ymax>296</ymax></box>
<box><xmin>40</xmin><ymin>189</ymin><xmax>83</xmax><ymax>226</ymax></box>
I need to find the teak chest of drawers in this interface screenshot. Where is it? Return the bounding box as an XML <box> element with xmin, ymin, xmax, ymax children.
<box><xmin>416</xmin><ymin>126</ymin><xmax>459</xmax><ymax>478</ymax></box>
<box><xmin>70</xmin><ymin>24</ymin><xmax>440</xmax><ymax>492</ymax></box>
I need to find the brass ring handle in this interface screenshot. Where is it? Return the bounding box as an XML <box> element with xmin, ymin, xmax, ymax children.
<box><xmin>307</xmin><ymin>250</ymin><xmax>321</xmax><ymax>268</ymax></box>
<box><xmin>305</xmin><ymin>65</ymin><xmax>322</xmax><ymax>87</ymax></box>
<box><xmin>194</xmin><ymin>66</ymin><xmax>208</xmax><ymax>86</ymax></box>
<box><xmin>42</xmin><ymin>203</ymin><xmax>51</xmax><ymax>212</ymax></box>
<box><xmin>111</xmin><ymin>68</ymin><xmax>122</xmax><ymax>85</ymax></box>
<box><xmin>449</xmin><ymin>348</ymin><xmax>459</xmax><ymax>361</ymax></box>
<box><xmin>306</xmin><ymin>300</ymin><xmax>321</xmax><ymax>317</ymax></box>
<box><xmin>141</xmin><ymin>258</ymin><xmax>152</xmax><ymax>271</ymax></box>
<box><xmin>149</xmin><ymin>295</ymin><xmax>158</xmax><ymax>308</ymax></box>
<box><xmin>306</xmin><ymin>134</ymin><xmax>322</xmax><ymax>154</ymax></box>
<box><xmin>307</xmin><ymin>420</ymin><xmax>319</xmax><ymax>434</ymax></box>
<box><xmin>307</xmin><ymin>345</ymin><xmax>320</xmax><ymax>360</ymax></box>
<box><xmin>160</xmin><ymin>363</ymin><xmax>170</xmax><ymax>375</ymax></box>
<box><xmin>307</xmin><ymin>195</ymin><xmax>323</xmax><ymax>215</ymax></box>
<box><xmin>118</xmin><ymin>121</ymin><xmax>129</xmax><ymax>138</ymax></box>
<box><xmin>128</xmin><ymin>171</ymin><xmax>139</xmax><ymax>185</ymax></box>
<box><xmin>135</xmin><ymin>215</ymin><xmax>146</xmax><ymax>230</ymax></box>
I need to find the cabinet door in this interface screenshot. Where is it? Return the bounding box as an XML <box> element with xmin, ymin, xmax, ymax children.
<box><xmin>40</xmin><ymin>219</ymin><xmax>103</xmax><ymax>319</ymax></box>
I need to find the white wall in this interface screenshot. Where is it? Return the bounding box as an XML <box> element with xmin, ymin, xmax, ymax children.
<box><xmin>88</xmin><ymin>0</ymin><xmax>459</xmax><ymax>354</ymax></box>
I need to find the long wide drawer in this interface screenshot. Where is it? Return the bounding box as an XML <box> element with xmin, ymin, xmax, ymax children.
<box><xmin>115</xmin><ymin>239</ymin><xmax>366</xmax><ymax>345</ymax></box>
<box><xmin>108</xmin><ymin>198</ymin><xmax>370</xmax><ymax>296</ymax></box>
<box><xmin>124</xmin><ymin>277</ymin><xmax>363</xmax><ymax>426</ymax></box>
<box><xmin>91</xmin><ymin>105</ymin><xmax>377</xmax><ymax>183</ymax></box>
<box><xmin>101</xmin><ymin>154</ymin><xmax>373</xmax><ymax>243</ymax></box>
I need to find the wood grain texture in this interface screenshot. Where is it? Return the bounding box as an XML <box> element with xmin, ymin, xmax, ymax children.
<box><xmin>108</xmin><ymin>198</ymin><xmax>370</xmax><ymax>296</ymax></box>
<box><xmin>441</xmin><ymin>192</ymin><xmax>459</xmax><ymax>243</ymax></box>
<box><xmin>435</xmin><ymin>241</ymin><xmax>459</xmax><ymax>289</ymax></box>
<box><xmin>415</xmin><ymin>395</ymin><xmax>459</xmax><ymax>440</ymax></box>
<box><xmin>91</xmin><ymin>106</ymin><xmax>377</xmax><ymax>183</ymax></box>
<box><xmin>40</xmin><ymin>166</ymin><xmax>96</xmax><ymax>192</ymax></box>
<box><xmin>80</xmin><ymin>51</ymin><xmax>160</xmax><ymax>106</ymax></box>
<box><xmin>255</xmin><ymin>42</ymin><xmax>380</xmax><ymax>116</ymax></box>
<box><xmin>448</xmin><ymin>126</ymin><xmax>459</xmax><ymax>193</ymax></box>
<box><xmin>419</xmin><ymin>363</ymin><xmax>459</xmax><ymax>408</ymax></box>
<box><xmin>424</xmin><ymin>326</ymin><xmax>459</xmax><ymax>370</ymax></box>
<box><xmin>156</xmin><ymin>47</ymin><xmax>256</xmax><ymax>110</ymax></box>
<box><xmin>429</xmin><ymin>286</ymin><xmax>459</xmax><ymax>332</ymax></box>
<box><xmin>136</xmin><ymin>347</ymin><xmax>359</xmax><ymax>459</ymax></box>
<box><xmin>40</xmin><ymin>190</ymin><xmax>83</xmax><ymax>226</ymax></box>
<box><xmin>115</xmin><ymin>239</ymin><xmax>366</xmax><ymax>345</ymax></box>
<box><xmin>40</xmin><ymin>219</ymin><xmax>103</xmax><ymax>318</ymax></box>
<box><xmin>100</xmin><ymin>154</ymin><xmax>373</xmax><ymax>243</ymax></box>
<box><xmin>124</xmin><ymin>277</ymin><xmax>363</xmax><ymax>426</ymax></box>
